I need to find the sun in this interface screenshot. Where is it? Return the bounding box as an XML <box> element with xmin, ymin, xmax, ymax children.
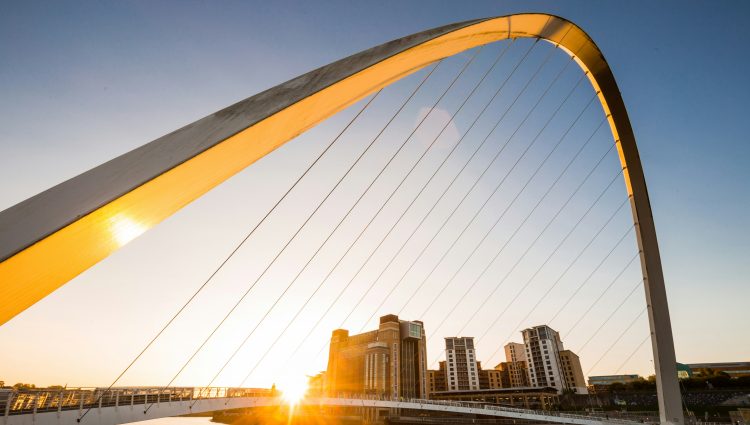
<box><xmin>279</xmin><ymin>374</ymin><xmax>308</xmax><ymax>406</ymax></box>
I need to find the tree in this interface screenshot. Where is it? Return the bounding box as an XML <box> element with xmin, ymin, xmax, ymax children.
<box><xmin>12</xmin><ymin>383</ymin><xmax>36</xmax><ymax>390</ymax></box>
<box><xmin>609</xmin><ymin>382</ymin><xmax>625</xmax><ymax>392</ymax></box>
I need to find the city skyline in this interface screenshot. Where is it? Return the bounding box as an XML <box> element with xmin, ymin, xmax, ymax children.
<box><xmin>1</xmin><ymin>1</ymin><xmax>748</xmax><ymax>392</ymax></box>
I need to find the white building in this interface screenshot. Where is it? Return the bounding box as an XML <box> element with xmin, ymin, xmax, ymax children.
<box><xmin>520</xmin><ymin>325</ymin><xmax>587</xmax><ymax>394</ymax></box>
<box><xmin>444</xmin><ymin>337</ymin><xmax>479</xmax><ymax>391</ymax></box>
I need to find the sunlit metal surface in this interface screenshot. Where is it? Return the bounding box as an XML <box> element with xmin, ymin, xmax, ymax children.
<box><xmin>0</xmin><ymin>13</ymin><xmax>683</xmax><ymax>425</ymax></box>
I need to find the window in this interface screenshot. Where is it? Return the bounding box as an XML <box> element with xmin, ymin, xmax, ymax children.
<box><xmin>408</xmin><ymin>322</ymin><xmax>422</xmax><ymax>339</ymax></box>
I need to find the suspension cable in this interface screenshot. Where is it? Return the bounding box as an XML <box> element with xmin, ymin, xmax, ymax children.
<box><xmin>307</xmin><ymin>41</ymin><xmax>573</xmax><ymax>366</ymax></box>
<box><xmin>547</xmin><ymin>244</ymin><xmax>639</xmax><ymax>325</ymax></box>
<box><xmin>76</xmin><ymin>83</ymin><xmax>384</xmax><ymax>424</ymax></box>
<box><xmin>401</xmin><ymin>72</ymin><xmax>591</xmax><ymax>327</ymax></box>
<box><xmin>567</xmin><ymin>267</ymin><xmax>643</xmax><ymax>338</ymax></box>
<box><xmin>614</xmin><ymin>334</ymin><xmax>651</xmax><ymax>374</ymax></box>
<box><xmin>425</xmin><ymin>113</ymin><xmax>605</xmax><ymax>339</ymax></box>
<box><xmin>576</xmin><ymin>277</ymin><xmax>644</xmax><ymax>353</ymax></box>
<box><xmin>480</xmin><ymin>223</ymin><xmax>634</xmax><ymax>363</ymax></box>
<box><xmin>431</xmin><ymin>176</ymin><xmax>627</xmax><ymax>367</ymax></box>
<box><xmin>479</xmin><ymin>218</ymin><xmax>634</xmax><ymax>347</ymax></box>
<box><xmin>141</xmin><ymin>55</ymin><xmax>455</xmax><ymax>411</ymax></box>
<box><xmin>340</xmin><ymin>40</ymin><xmax>548</xmax><ymax>337</ymax></box>
<box><xmin>309</xmin><ymin>41</ymin><xmax>574</xmax><ymax>367</ymax></box>
<box><xmin>452</xmin><ymin>151</ymin><xmax>621</xmax><ymax>339</ymax></box>
<box><xmin>585</xmin><ymin>307</ymin><xmax>647</xmax><ymax>376</ymax></box>
<box><xmin>270</xmin><ymin>39</ymin><xmax>543</xmax><ymax>373</ymax></box>
<box><xmin>225</xmin><ymin>42</ymin><xmax>519</xmax><ymax>389</ymax></box>
<box><xmin>547</xmin><ymin>251</ymin><xmax>641</xmax><ymax>323</ymax></box>
<box><xmin>200</xmin><ymin>43</ymin><xmax>502</xmax><ymax>392</ymax></box>
<box><xmin>419</xmin><ymin>89</ymin><xmax>596</xmax><ymax>329</ymax></box>
<box><xmin>496</xmin><ymin>223</ymin><xmax>635</xmax><ymax>341</ymax></box>
<box><xmin>358</xmin><ymin>44</ymin><xmax>573</xmax><ymax>332</ymax></box>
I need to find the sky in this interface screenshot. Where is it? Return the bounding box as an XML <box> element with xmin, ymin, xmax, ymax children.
<box><xmin>0</xmin><ymin>1</ymin><xmax>748</xmax><ymax>390</ymax></box>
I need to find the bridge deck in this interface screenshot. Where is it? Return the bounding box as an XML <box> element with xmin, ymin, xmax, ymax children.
<box><xmin>1</xmin><ymin>387</ymin><xmax>645</xmax><ymax>425</ymax></box>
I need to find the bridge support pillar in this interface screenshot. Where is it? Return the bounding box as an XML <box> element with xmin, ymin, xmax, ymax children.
<box><xmin>615</xmin><ymin>115</ymin><xmax>684</xmax><ymax>425</ymax></box>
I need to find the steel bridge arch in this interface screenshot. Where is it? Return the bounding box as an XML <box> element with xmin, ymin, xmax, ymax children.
<box><xmin>0</xmin><ymin>13</ymin><xmax>682</xmax><ymax>425</ymax></box>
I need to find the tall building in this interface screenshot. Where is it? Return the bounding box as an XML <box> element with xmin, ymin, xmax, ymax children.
<box><xmin>495</xmin><ymin>360</ymin><xmax>530</xmax><ymax>388</ymax></box>
<box><xmin>444</xmin><ymin>337</ymin><xmax>480</xmax><ymax>391</ymax></box>
<box><xmin>326</xmin><ymin>314</ymin><xmax>428</xmax><ymax>399</ymax></box>
<box><xmin>501</xmin><ymin>342</ymin><xmax>531</xmax><ymax>388</ymax></box>
<box><xmin>559</xmin><ymin>350</ymin><xmax>587</xmax><ymax>394</ymax></box>
<box><xmin>521</xmin><ymin>325</ymin><xmax>587</xmax><ymax>394</ymax></box>
<box><xmin>505</xmin><ymin>342</ymin><xmax>526</xmax><ymax>363</ymax></box>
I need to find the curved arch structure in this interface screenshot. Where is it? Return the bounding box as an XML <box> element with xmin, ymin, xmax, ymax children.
<box><xmin>0</xmin><ymin>14</ymin><xmax>682</xmax><ymax>425</ymax></box>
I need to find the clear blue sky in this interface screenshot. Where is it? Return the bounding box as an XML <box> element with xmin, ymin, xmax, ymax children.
<box><xmin>0</xmin><ymin>1</ymin><xmax>748</xmax><ymax>388</ymax></box>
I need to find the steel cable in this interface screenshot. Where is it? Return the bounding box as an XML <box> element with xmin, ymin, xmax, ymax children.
<box><xmin>141</xmin><ymin>54</ymin><xmax>455</xmax><ymax>411</ymax></box>
<box><xmin>585</xmin><ymin>307</ymin><xmax>648</xmax><ymax>376</ymax></box>
<box><xmin>546</xmin><ymin>247</ymin><xmax>639</xmax><ymax>325</ymax></box>
<box><xmin>429</xmin><ymin>176</ymin><xmax>628</xmax><ymax>367</ymax></box>
<box><xmin>196</xmin><ymin>44</ymin><xmax>498</xmax><ymax>392</ymax></box>
<box><xmin>418</xmin><ymin>89</ymin><xmax>597</xmax><ymax>331</ymax></box>
<box><xmin>490</xmin><ymin>224</ymin><xmax>636</xmax><ymax>343</ymax></box>
<box><xmin>305</xmin><ymin>41</ymin><xmax>565</xmax><ymax>365</ymax></box>
<box><xmin>452</xmin><ymin>153</ymin><xmax>622</xmax><ymax>340</ymax></box>
<box><xmin>226</xmin><ymin>42</ymin><xmax>519</xmax><ymax>388</ymax></box>
<box><xmin>76</xmin><ymin>83</ymin><xmax>385</xmax><ymax>423</ymax></box>
<box><xmin>268</xmin><ymin>39</ymin><xmax>545</xmax><ymax>374</ymax></box>
<box><xmin>614</xmin><ymin>334</ymin><xmax>651</xmax><ymax>374</ymax></box>
<box><xmin>576</xmin><ymin>277</ymin><xmax>644</xmax><ymax>353</ymax></box>
<box><xmin>479</xmin><ymin>218</ymin><xmax>635</xmax><ymax>347</ymax></box>
<box><xmin>425</xmin><ymin>114</ymin><xmax>606</xmax><ymax>340</ymax></box>
<box><xmin>357</xmin><ymin>45</ymin><xmax>573</xmax><ymax>333</ymax></box>
<box><xmin>479</xmin><ymin>226</ymin><xmax>637</xmax><ymax>365</ymax></box>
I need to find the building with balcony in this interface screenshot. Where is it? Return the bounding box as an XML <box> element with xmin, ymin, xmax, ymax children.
<box><xmin>477</xmin><ymin>362</ymin><xmax>504</xmax><ymax>389</ymax></box>
<box><xmin>325</xmin><ymin>314</ymin><xmax>428</xmax><ymax>399</ymax></box>
<box><xmin>520</xmin><ymin>325</ymin><xmax>587</xmax><ymax>394</ymax></box>
<box><xmin>444</xmin><ymin>337</ymin><xmax>479</xmax><ymax>391</ymax></box>
<box><xmin>495</xmin><ymin>361</ymin><xmax>528</xmax><ymax>388</ymax></box>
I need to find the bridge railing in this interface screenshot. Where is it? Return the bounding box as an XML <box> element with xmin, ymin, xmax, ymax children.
<box><xmin>321</xmin><ymin>395</ymin><xmax>649</xmax><ymax>424</ymax></box>
<box><xmin>0</xmin><ymin>387</ymin><xmax>275</xmax><ymax>417</ymax></box>
<box><xmin>2</xmin><ymin>388</ymin><xmax>651</xmax><ymax>425</ymax></box>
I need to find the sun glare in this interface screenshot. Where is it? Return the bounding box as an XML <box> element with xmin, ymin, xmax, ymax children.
<box><xmin>108</xmin><ymin>213</ymin><xmax>147</xmax><ymax>246</ymax></box>
<box><xmin>279</xmin><ymin>375</ymin><xmax>308</xmax><ymax>406</ymax></box>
